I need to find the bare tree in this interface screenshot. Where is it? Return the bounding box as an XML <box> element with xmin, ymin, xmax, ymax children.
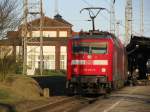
<box><xmin>0</xmin><ymin>46</ymin><xmax>15</xmax><ymax>81</ymax></box>
<box><xmin>0</xmin><ymin>0</ymin><xmax>21</xmax><ymax>39</ymax></box>
<box><xmin>0</xmin><ymin>0</ymin><xmax>22</xmax><ymax>80</ymax></box>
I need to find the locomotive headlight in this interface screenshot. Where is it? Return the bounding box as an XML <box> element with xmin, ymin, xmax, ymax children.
<box><xmin>101</xmin><ymin>68</ymin><xmax>106</xmax><ymax>73</ymax></box>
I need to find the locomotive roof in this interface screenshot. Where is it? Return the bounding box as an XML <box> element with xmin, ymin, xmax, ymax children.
<box><xmin>72</xmin><ymin>31</ymin><xmax>124</xmax><ymax>48</ymax></box>
<box><xmin>73</xmin><ymin>31</ymin><xmax>117</xmax><ymax>40</ymax></box>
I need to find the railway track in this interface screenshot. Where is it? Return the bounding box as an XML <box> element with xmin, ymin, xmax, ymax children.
<box><xmin>27</xmin><ymin>97</ymin><xmax>75</xmax><ymax>112</ymax></box>
<box><xmin>27</xmin><ymin>95</ymin><xmax>104</xmax><ymax>112</ymax></box>
<box><xmin>27</xmin><ymin>85</ymin><xmax>150</xmax><ymax>112</ymax></box>
<box><xmin>26</xmin><ymin>84</ymin><xmax>150</xmax><ymax>112</ymax></box>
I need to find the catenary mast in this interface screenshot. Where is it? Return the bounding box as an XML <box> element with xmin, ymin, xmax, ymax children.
<box><xmin>22</xmin><ymin>0</ymin><xmax>44</xmax><ymax>75</ymax></box>
<box><xmin>125</xmin><ymin>0</ymin><xmax>132</xmax><ymax>45</ymax></box>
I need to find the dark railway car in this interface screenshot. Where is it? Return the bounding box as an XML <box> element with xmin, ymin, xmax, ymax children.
<box><xmin>66</xmin><ymin>31</ymin><xmax>128</xmax><ymax>95</ymax></box>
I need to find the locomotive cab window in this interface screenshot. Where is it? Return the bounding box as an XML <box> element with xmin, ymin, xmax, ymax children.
<box><xmin>73</xmin><ymin>42</ymin><xmax>107</xmax><ymax>54</ymax></box>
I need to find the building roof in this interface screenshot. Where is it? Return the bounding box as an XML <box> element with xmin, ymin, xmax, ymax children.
<box><xmin>126</xmin><ymin>36</ymin><xmax>150</xmax><ymax>52</ymax></box>
<box><xmin>7</xmin><ymin>31</ymin><xmax>19</xmax><ymax>39</ymax></box>
<box><xmin>0</xmin><ymin>38</ymin><xmax>21</xmax><ymax>46</ymax></box>
<box><xmin>1</xmin><ymin>15</ymin><xmax>73</xmax><ymax>46</ymax></box>
<box><xmin>126</xmin><ymin>36</ymin><xmax>150</xmax><ymax>57</ymax></box>
<box><xmin>0</xmin><ymin>31</ymin><xmax>21</xmax><ymax>45</ymax></box>
<box><xmin>54</xmin><ymin>14</ymin><xmax>72</xmax><ymax>26</ymax></box>
<box><xmin>28</xmin><ymin>16</ymin><xmax>72</xmax><ymax>28</ymax></box>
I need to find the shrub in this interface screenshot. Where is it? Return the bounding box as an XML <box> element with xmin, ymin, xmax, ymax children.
<box><xmin>0</xmin><ymin>46</ymin><xmax>18</xmax><ymax>81</ymax></box>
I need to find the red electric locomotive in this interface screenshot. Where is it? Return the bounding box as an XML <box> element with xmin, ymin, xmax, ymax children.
<box><xmin>66</xmin><ymin>31</ymin><xmax>128</xmax><ymax>95</ymax></box>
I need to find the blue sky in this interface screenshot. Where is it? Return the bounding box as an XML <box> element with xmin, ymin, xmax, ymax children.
<box><xmin>43</xmin><ymin>0</ymin><xmax>150</xmax><ymax>38</ymax></box>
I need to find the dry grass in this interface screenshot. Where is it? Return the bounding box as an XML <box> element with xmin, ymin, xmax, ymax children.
<box><xmin>2</xmin><ymin>75</ymin><xmax>43</xmax><ymax>100</ymax></box>
<box><xmin>0</xmin><ymin>75</ymin><xmax>44</xmax><ymax>112</ymax></box>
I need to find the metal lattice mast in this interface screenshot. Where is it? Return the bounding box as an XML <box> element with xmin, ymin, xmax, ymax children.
<box><xmin>22</xmin><ymin>0</ymin><xmax>28</xmax><ymax>75</ymax></box>
<box><xmin>110</xmin><ymin>0</ymin><xmax>115</xmax><ymax>34</ymax></box>
<box><xmin>22</xmin><ymin>0</ymin><xmax>44</xmax><ymax>75</ymax></box>
<box><xmin>140</xmin><ymin>0</ymin><xmax>144</xmax><ymax>36</ymax></box>
<box><xmin>29</xmin><ymin>0</ymin><xmax>44</xmax><ymax>75</ymax></box>
<box><xmin>125</xmin><ymin>0</ymin><xmax>132</xmax><ymax>44</ymax></box>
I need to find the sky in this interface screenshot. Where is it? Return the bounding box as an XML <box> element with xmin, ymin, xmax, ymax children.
<box><xmin>42</xmin><ymin>0</ymin><xmax>150</xmax><ymax>40</ymax></box>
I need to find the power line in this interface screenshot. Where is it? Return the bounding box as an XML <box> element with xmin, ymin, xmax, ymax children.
<box><xmin>81</xmin><ymin>0</ymin><xmax>93</xmax><ymax>7</ymax></box>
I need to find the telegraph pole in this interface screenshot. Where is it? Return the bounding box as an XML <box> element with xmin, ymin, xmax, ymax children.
<box><xmin>40</xmin><ymin>0</ymin><xmax>44</xmax><ymax>76</ymax></box>
<box><xmin>140</xmin><ymin>0</ymin><xmax>144</xmax><ymax>36</ymax></box>
<box><xmin>22</xmin><ymin>0</ymin><xmax>28</xmax><ymax>75</ymax></box>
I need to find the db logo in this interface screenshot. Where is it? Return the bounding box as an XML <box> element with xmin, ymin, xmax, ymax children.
<box><xmin>87</xmin><ymin>55</ymin><xmax>92</xmax><ymax>59</ymax></box>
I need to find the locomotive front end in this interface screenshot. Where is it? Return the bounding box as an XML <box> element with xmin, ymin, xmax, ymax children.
<box><xmin>67</xmin><ymin>38</ymin><xmax>113</xmax><ymax>95</ymax></box>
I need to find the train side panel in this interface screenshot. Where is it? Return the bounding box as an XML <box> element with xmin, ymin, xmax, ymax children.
<box><xmin>112</xmin><ymin>39</ymin><xmax>128</xmax><ymax>89</ymax></box>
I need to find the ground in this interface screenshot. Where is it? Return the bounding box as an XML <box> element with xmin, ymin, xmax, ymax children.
<box><xmin>0</xmin><ymin>75</ymin><xmax>150</xmax><ymax>112</ymax></box>
<box><xmin>79</xmin><ymin>86</ymin><xmax>150</xmax><ymax>112</ymax></box>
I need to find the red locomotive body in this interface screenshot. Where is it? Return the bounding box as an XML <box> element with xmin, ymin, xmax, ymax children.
<box><xmin>66</xmin><ymin>31</ymin><xmax>127</xmax><ymax>94</ymax></box>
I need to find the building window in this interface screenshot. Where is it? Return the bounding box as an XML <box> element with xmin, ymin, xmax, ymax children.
<box><xmin>46</xmin><ymin>55</ymin><xmax>55</xmax><ymax>69</ymax></box>
<box><xmin>27</xmin><ymin>55</ymin><xmax>37</xmax><ymax>69</ymax></box>
<box><xmin>43</xmin><ymin>55</ymin><xmax>50</xmax><ymax>60</ymax></box>
<box><xmin>59</xmin><ymin>31</ymin><xmax>67</xmax><ymax>37</ymax></box>
<box><xmin>47</xmin><ymin>61</ymin><xmax>55</xmax><ymax>69</ymax></box>
<box><xmin>43</xmin><ymin>31</ymin><xmax>57</xmax><ymax>37</ymax></box>
<box><xmin>28</xmin><ymin>61</ymin><xmax>32</xmax><ymax>68</ymax></box>
<box><xmin>30</xmin><ymin>31</ymin><xmax>57</xmax><ymax>37</ymax></box>
<box><xmin>60</xmin><ymin>55</ymin><xmax>66</xmax><ymax>70</ymax></box>
<box><xmin>38</xmin><ymin>61</ymin><xmax>44</xmax><ymax>69</ymax></box>
<box><xmin>38</xmin><ymin>55</ymin><xmax>55</xmax><ymax>70</ymax></box>
<box><xmin>60</xmin><ymin>46</ymin><xmax>67</xmax><ymax>70</ymax></box>
<box><xmin>32</xmin><ymin>31</ymin><xmax>40</xmax><ymax>37</ymax></box>
<box><xmin>28</xmin><ymin>55</ymin><xmax>36</xmax><ymax>60</ymax></box>
<box><xmin>27</xmin><ymin>46</ymin><xmax>55</xmax><ymax>70</ymax></box>
<box><xmin>38</xmin><ymin>55</ymin><xmax>55</xmax><ymax>60</ymax></box>
<box><xmin>27</xmin><ymin>61</ymin><xmax>35</xmax><ymax>69</ymax></box>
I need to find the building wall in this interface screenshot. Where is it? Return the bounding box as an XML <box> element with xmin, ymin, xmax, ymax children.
<box><xmin>13</xmin><ymin>16</ymin><xmax>72</xmax><ymax>75</ymax></box>
<box><xmin>26</xmin><ymin>44</ymin><xmax>67</xmax><ymax>75</ymax></box>
<box><xmin>24</xmin><ymin>26</ymin><xmax>70</xmax><ymax>75</ymax></box>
